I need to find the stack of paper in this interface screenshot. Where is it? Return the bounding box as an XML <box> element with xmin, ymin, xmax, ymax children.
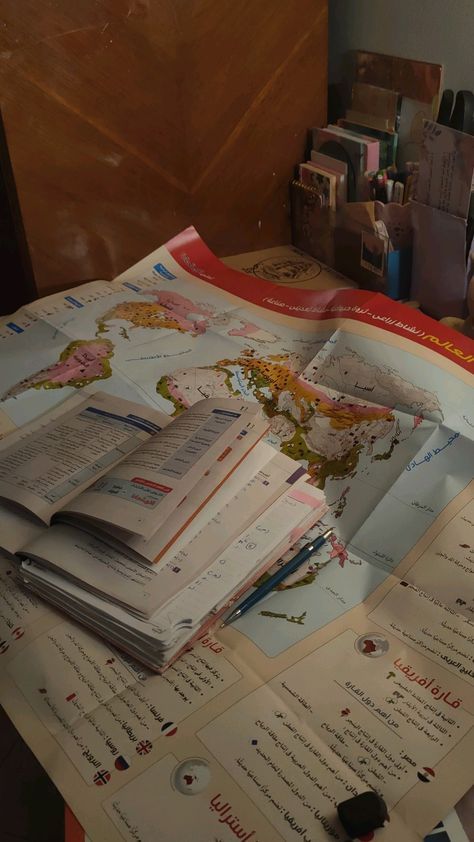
<box><xmin>0</xmin><ymin>391</ymin><xmax>327</xmax><ymax>670</ymax></box>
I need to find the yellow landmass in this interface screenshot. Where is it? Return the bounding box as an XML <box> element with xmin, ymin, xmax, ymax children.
<box><xmin>216</xmin><ymin>350</ymin><xmax>391</xmax><ymax>429</ymax></box>
<box><xmin>98</xmin><ymin>302</ymin><xmax>189</xmax><ymax>334</ymax></box>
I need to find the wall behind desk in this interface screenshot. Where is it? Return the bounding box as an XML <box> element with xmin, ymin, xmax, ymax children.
<box><xmin>0</xmin><ymin>1</ymin><xmax>327</xmax><ymax>296</ymax></box>
<box><xmin>329</xmin><ymin>0</ymin><xmax>474</xmax><ymax>91</ymax></box>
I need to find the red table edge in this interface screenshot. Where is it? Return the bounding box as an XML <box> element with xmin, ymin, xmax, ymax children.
<box><xmin>65</xmin><ymin>806</ymin><xmax>85</xmax><ymax>842</ymax></box>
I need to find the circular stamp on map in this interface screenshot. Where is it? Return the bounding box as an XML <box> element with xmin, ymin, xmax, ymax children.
<box><xmin>354</xmin><ymin>633</ymin><xmax>390</xmax><ymax>658</ymax></box>
<box><xmin>170</xmin><ymin>758</ymin><xmax>211</xmax><ymax>795</ymax></box>
<box><xmin>249</xmin><ymin>256</ymin><xmax>322</xmax><ymax>284</ymax></box>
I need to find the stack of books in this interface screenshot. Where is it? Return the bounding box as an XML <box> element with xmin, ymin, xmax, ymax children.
<box><xmin>0</xmin><ymin>392</ymin><xmax>327</xmax><ymax>671</ymax></box>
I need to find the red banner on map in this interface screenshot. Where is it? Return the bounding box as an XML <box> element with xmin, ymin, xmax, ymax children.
<box><xmin>166</xmin><ymin>227</ymin><xmax>474</xmax><ymax>374</ymax></box>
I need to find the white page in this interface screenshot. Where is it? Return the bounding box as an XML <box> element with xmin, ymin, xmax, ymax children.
<box><xmin>151</xmin><ymin>459</ymin><xmax>314</xmax><ymax>614</ymax></box>
<box><xmin>0</xmin><ymin>392</ymin><xmax>167</xmax><ymax>524</ymax></box>
<box><xmin>153</xmin><ymin>483</ymin><xmax>327</xmax><ymax>632</ymax></box>
<box><xmin>149</xmin><ymin>501</ymin><xmax>329</xmax><ymax>668</ymax></box>
<box><xmin>63</xmin><ymin>399</ymin><xmax>265</xmax><ymax>540</ymax></box>
<box><xmin>21</xmin><ymin>560</ymin><xmax>171</xmax><ymax>638</ymax></box>
<box><xmin>20</xmin><ymin>484</ymin><xmax>326</xmax><ymax>645</ymax></box>
<box><xmin>97</xmin><ymin>415</ymin><xmax>270</xmax><ymax>563</ymax></box>
<box><xmin>140</xmin><ymin>438</ymin><xmax>276</xmax><ymax>566</ymax></box>
<box><xmin>22</xmin><ymin>524</ymin><xmax>156</xmax><ymax>611</ymax></box>
<box><xmin>21</xmin><ymin>444</ymin><xmax>304</xmax><ymax>617</ymax></box>
<box><xmin>15</xmin><ymin>573</ymin><xmax>172</xmax><ymax>671</ymax></box>
<box><xmin>0</xmin><ymin>505</ymin><xmax>47</xmax><ymax>556</ymax></box>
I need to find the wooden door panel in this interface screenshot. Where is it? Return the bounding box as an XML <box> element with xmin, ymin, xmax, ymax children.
<box><xmin>0</xmin><ymin>0</ymin><xmax>327</xmax><ymax>294</ymax></box>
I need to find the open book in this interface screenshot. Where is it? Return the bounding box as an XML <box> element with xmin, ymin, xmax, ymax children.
<box><xmin>0</xmin><ymin>392</ymin><xmax>267</xmax><ymax>549</ymax></box>
<box><xmin>0</xmin><ymin>392</ymin><xmax>327</xmax><ymax>670</ymax></box>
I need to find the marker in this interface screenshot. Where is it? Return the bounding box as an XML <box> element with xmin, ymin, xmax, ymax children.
<box><xmin>386</xmin><ymin>179</ymin><xmax>394</xmax><ymax>202</ymax></box>
<box><xmin>220</xmin><ymin>528</ymin><xmax>334</xmax><ymax>627</ymax></box>
<box><xmin>393</xmin><ymin>181</ymin><xmax>404</xmax><ymax>204</ymax></box>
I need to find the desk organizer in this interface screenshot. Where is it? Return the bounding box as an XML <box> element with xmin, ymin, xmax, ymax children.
<box><xmin>290</xmin><ymin>180</ymin><xmax>412</xmax><ymax>300</ymax></box>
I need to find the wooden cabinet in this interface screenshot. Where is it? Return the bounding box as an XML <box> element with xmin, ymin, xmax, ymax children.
<box><xmin>0</xmin><ymin>1</ymin><xmax>327</xmax><ymax>294</ymax></box>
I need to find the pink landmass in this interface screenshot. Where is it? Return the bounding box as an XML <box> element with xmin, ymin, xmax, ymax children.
<box><xmin>308</xmin><ymin>384</ymin><xmax>391</xmax><ymax>420</ymax></box>
<box><xmin>36</xmin><ymin>345</ymin><xmax>109</xmax><ymax>385</ymax></box>
<box><xmin>143</xmin><ymin>289</ymin><xmax>214</xmax><ymax>334</ymax></box>
<box><xmin>166</xmin><ymin>378</ymin><xmax>189</xmax><ymax>407</ymax></box>
<box><xmin>228</xmin><ymin>321</ymin><xmax>275</xmax><ymax>341</ymax></box>
<box><xmin>328</xmin><ymin>533</ymin><xmax>349</xmax><ymax>568</ymax></box>
<box><xmin>2</xmin><ymin>339</ymin><xmax>114</xmax><ymax>400</ymax></box>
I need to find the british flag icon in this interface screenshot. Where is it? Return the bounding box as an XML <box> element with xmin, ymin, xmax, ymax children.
<box><xmin>136</xmin><ymin>740</ymin><xmax>153</xmax><ymax>755</ymax></box>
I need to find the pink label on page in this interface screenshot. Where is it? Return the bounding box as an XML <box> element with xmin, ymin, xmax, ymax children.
<box><xmin>288</xmin><ymin>488</ymin><xmax>325</xmax><ymax>509</ymax></box>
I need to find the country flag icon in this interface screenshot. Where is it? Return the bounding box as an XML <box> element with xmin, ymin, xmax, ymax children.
<box><xmin>0</xmin><ymin>640</ymin><xmax>9</xmax><ymax>655</ymax></box>
<box><xmin>114</xmin><ymin>755</ymin><xmax>130</xmax><ymax>771</ymax></box>
<box><xmin>136</xmin><ymin>739</ymin><xmax>153</xmax><ymax>755</ymax></box>
<box><xmin>171</xmin><ymin>758</ymin><xmax>211</xmax><ymax>796</ymax></box>
<box><xmin>11</xmin><ymin>627</ymin><xmax>24</xmax><ymax>640</ymax></box>
<box><xmin>355</xmin><ymin>633</ymin><xmax>389</xmax><ymax>658</ymax></box>
<box><xmin>93</xmin><ymin>769</ymin><xmax>111</xmax><ymax>786</ymax></box>
<box><xmin>417</xmin><ymin>766</ymin><xmax>435</xmax><ymax>783</ymax></box>
<box><xmin>161</xmin><ymin>721</ymin><xmax>178</xmax><ymax>737</ymax></box>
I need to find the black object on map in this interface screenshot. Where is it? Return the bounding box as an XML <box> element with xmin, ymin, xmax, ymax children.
<box><xmin>337</xmin><ymin>791</ymin><xmax>389</xmax><ymax>838</ymax></box>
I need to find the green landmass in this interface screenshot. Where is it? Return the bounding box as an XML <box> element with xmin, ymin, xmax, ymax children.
<box><xmin>156</xmin><ymin>378</ymin><xmax>186</xmax><ymax>415</ymax></box>
<box><xmin>154</xmin><ymin>357</ymin><xmax>398</xmax><ymax>489</ymax></box>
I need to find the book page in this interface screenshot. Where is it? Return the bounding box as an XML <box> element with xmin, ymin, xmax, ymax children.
<box><xmin>138</xmin><ymin>439</ymin><xmax>277</xmax><ymax>568</ymax></box>
<box><xmin>104</xmin><ymin>415</ymin><xmax>270</xmax><ymax>563</ymax></box>
<box><xmin>54</xmin><ymin>417</ymin><xmax>269</xmax><ymax>563</ymax></box>
<box><xmin>22</xmin><ymin>472</ymin><xmax>325</xmax><ymax>656</ymax></box>
<box><xmin>21</xmin><ymin>480</ymin><xmax>325</xmax><ymax>668</ymax></box>
<box><xmin>146</xmin><ymin>455</ymin><xmax>316</xmax><ymax>615</ymax></box>
<box><xmin>156</xmin><ymin>482</ymin><xmax>326</xmax><ymax>634</ymax></box>
<box><xmin>0</xmin><ymin>506</ymin><xmax>47</xmax><ymax>557</ymax></box>
<box><xmin>0</xmin><ymin>393</ymin><xmax>167</xmax><ymax>524</ymax></box>
<box><xmin>21</xmin><ymin>442</ymin><xmax>275</xmax><ymax>614</ymax></box>
<box><xmin>63</xmin><ymin>399</ymin><xmax>265</xmax><ymax>540</ymax></box>
<box><xmin>20</xmin><ymin>452</ymin><xmax>318</xmax><ymax>621</ymax></box>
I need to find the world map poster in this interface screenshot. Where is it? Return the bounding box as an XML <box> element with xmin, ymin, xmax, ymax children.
<box><xmin>0</xmin><ymin>228</ymin><xmax>472</xmax><ymax>842</ymax></box>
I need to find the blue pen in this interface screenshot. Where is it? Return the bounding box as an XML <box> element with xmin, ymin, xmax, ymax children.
<box><xmin>220</xmin><ymin>528</ymin><xmax>333</xmax><ymax>627</ymax></box>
